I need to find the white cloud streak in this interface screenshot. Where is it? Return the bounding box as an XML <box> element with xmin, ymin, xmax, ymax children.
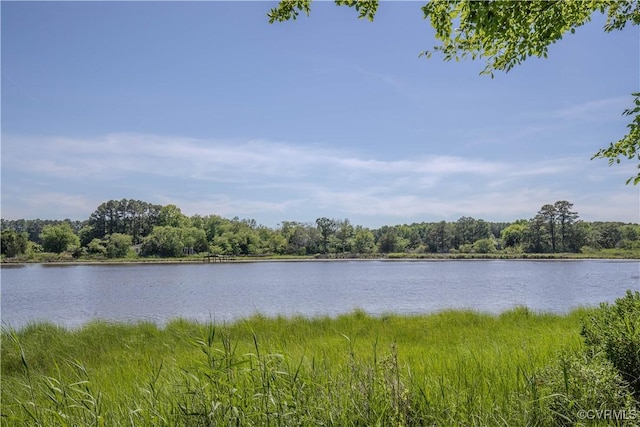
<box><xmin>2</xmin><ymin>133</ymin><xmax>637</xmax><ymax>224</ymax></box>
<box><xmin>3</xmin><ymin>133</ymin><xmax>510</xmax><ymax>183</ymax></box>
<box><xmin>553</xmin><ymin>96</ymin><xmax>631</xmax><ymax>121</ymax></box>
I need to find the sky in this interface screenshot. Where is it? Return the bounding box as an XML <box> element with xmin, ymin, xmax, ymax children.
<box><xmin>1</xmin><ymin>1</ymin><xmax>639</xmax><ymax>228</ymax></box>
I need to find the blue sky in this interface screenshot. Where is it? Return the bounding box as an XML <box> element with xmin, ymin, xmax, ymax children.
<box><xmin>2</xmin><ymin>1</ymin><xmax>639</xmax><ymax>228</ymax></box>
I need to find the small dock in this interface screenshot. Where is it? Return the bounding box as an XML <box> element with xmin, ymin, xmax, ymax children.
<box><xmin>203</xmin><ymin>254</ymin><xmax>234</xmax><ymax>263</ymax></box>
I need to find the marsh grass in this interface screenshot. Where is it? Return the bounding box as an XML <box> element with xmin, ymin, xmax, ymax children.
<box><xmin>2</xmin><ymin>309</ymin><xmax>594</xmax><ymax>425</ymax></box>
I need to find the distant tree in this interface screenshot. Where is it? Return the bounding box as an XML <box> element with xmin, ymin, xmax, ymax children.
<box><xmin>40</xmin><ymin>223</ymin><xmax>80</xmax><ymax>253</ymax></box>
<box><xmin>268</xmin><ymin>230</ymin><xmax>288</xmax><ymax>254</ymax></box>
<box><xmin>595</xmin><ymin>222</ymin><xmax>624</xmax><ymax>249</ymax></box>
<box><xmin>399</xmin><ymin>224</ymin><xmax>423</xmax><ymax>250</ymax></box>
<box><xmin>316</xmin><ymin>217</ymin><xmax>337</xmax><ymax>254</ymax></box>
<box><xmin>472</xmin><ymin>219</ymin><xmax>491</xmax><ymax>242</ymax></box>
<box><xmin>25</xmin><ymin>219</ymin><xmax>46</xmax><ymax>244</ymax></box>
<box><xmin>454</xmin><ymin>216</ymin><xmax>476</xmax><ymax>247</ymax></box>
<box><xmin>353</xmin><ymin>226</ymin><xmax>376</xmax><ymax>254</ymax></box>
<box><xmin>527</xmin><ymin>214</ymin><xmax>548</xmax><ymax>253</ymax></box>
<box><xmin>538</xmin><ymin>204</ymin><xmax>559</xmax><ymax>252</ymax></box>
<box><xmin>1</xmin><ymin>230</ymin><xmax>29</xmax><ymax>257</ymax></box>
<box><xmin>490</xmin><ymin>222</ymin><xmax>510</xmax><ymax>240</ymax></box>
<box><xmin>87</xmin><ymin>238</ymin><xmax>107</xmax><ymax>256</ymax></box>
<box><xmin>427</xmin><ymin>221</ymin><xmax>453</xmax><ymax>253</ymax></box>
<box><xmin>453</xmin><ymin>217</ymin><xmax>490</xmax><ymax>249</ymax></box>
<box><xmin>335</xmin><ymin>219</ymin><xmax>354</xmax><ymax>253</ymax></box>
<box><xmin>279</xmin><ymin>221</ymin><xmax>302</xmax><ymax>254</ymax></box>
<box><xmin>554</xmin><ymin>200</ymin><xmax>579</xmax><ymax>251</ymax></box>
<box><xmin>620</xmin><ymin>224</ymin><xmax>640</xmax><ymax>241</ymax></box>
<box><xmin>140</xmin><ymin>225</ymin><xmax>209</xmax><ymax>257</ymax></box>
<box><xmin>202</xmin><ymin>215</ymin><xmax>228</xmax><ymax>241</ymax></box>
<box><xmin>78</xmin><ymin>225</ymin><xmax>96</xmax><ymax>247</ymax></box>
<box><xmin>501</xmin><ymin>220</ymin><xmax>529</xmax><ymax>249</ymax></box>
<box><xmin>2</xmin><ymin>218</ymin><xmax>81</xmax><ymax>244</ymax></box>
<box><xmin>218</xmin><ymin>229</ymin><xmax>258</xmax><ymax>256</ymax></box>
<box><xmin>87</xmin><ymin>199</ymin><xmax>162</xmax><ymax>243</ymax></box>
<box><xmin>473</xmin><ymin>238</ymin><xmax>497</xmax><ymax>254</ymax></box>
<box><xmin>254</xmin><ymin>225</ymin><xmax>278</xmax><ymax>254</ymax></box>
<box><xmin>281</xmin><ymin>221</ymin><xmax>321</xmax><ymax>255</ymax></box>
<box><xmin>241</xmin><ymin>218</ymin><xmax>258</xmax><ymax>229</ymax></box>
<box><xmin>221</xmin><ymin>218</ymin><xmax>262</xmax><ymax>255</ymax></box>
<box><xmin>158</xmin><ymin>204</ymin><xmax>190</xmax><ymax>228</ymax></box>
<box><xmin>567</xmin><ymin>220</ymin><xmax>590</xmax><ymax>252</ymax></box>
<box><xmin>377</xmin><ymin>228</ymin><xmax>398</xmax><ymax>253</ymax></box>
<box><xmin>181</xmin><ymin>227</ymin><xmax>209</xmax><ymax>254</ymax></box>
<box><xmin>140</xmin><ymin>226</ymin><xmax>184</xmax><ymax>257</ymax></box>
<box><xmin>190</xmin><ymin>214</ymin><xmax>205</xmax><ymax>230</ymax></box>
<box><xmin>106</xmin><ymin>233</ymin><xmax>133</xmax><ymax>258</ymax></box>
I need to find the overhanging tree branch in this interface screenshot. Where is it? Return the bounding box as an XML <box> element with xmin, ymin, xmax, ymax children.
<box><xmin>268</xmin><ymin>0</ymin><xmax>640</xmax><ymax>184</ymax></box>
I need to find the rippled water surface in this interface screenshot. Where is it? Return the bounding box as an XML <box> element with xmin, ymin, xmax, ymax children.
<box><xmin>2</xmin><ymin>260</ymin><xmax>639</xmax><ymax>328</ymax></box>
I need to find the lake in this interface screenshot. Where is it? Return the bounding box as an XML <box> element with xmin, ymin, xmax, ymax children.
<box><xmin>1</xmin><ymin>260</ymin><xmax>639</xmax><ymax>329</ymax></box>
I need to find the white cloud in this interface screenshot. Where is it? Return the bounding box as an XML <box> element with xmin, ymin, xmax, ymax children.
<box><xmin>1</xmin><ymin>191</ymin><xmax>99</xmax><ymax>220</ymax></box>
<box><xmin>167</xmin><ymin>195</ymin><xmax>302</xmax><ymax>219</ymax></box>
<box><xmin>1</xmin><ymin>133</ymin><xmax>508</xmax><ymax>183</ymax></box>
<box><xmin>577</xmin><ymin>191</ymin><xmax>640</xmax><ymax>223</ymax></box>
<box><xmin>2</xmin><ymin>132</ymin><xmax>637</xmax><ymax>224</ymax></box>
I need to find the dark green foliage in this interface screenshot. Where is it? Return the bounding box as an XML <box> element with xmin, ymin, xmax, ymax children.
<box><xmin>593</xmin><ymin>93</ymin><xmax>640</xmax><ymax>185</ymax></box>
<box><xmin>2</xmin><ymin>199</ymin><xmax>639</xmax><ymax>259</ymax></box>
<box><xmin>581</xmin><ymin>290</ymin><xmax>640</xmax><ymax>396</ymax></box>
<box><xmin>530</xmin><ymin>353</ymin><xmax>637</xmax><ymax>426</ymax></box>
<box><xmin>140</xmin><ymin>226</ymin><xmax>185</xmax><ymax>257</ymax></box>
<box><xmin>1</xmin><ymin>229</ymin><xmax>29</xmax><ymax>257</ymax></box>
<box><xmin>377</xmin><ymin>227</ymin><xmax>399</xmax><ymax>253</ymax></box>
<box><xmin>524</xmin><ymin>290</ymin><xmax>640</xmax><ymax>425</ymax></box>
<box><xmin>472</xmin><ymin>238</ymin><xmax>496</xmax><ymax>254</ymax></box>
<box><xmin>140</xmin><ymin>226</ymin><xmax>209</xmax><ymax>257</ymax></box>
<box><xmin>1</xmin><ymin>218</ymin><xmax>82</xmax><ymax>244</ymax></box>
<box><xmin>353</xmin><ymin>226</ymin><xmax>375</xmax><ymax>254</ymax></box>
<box><xmin>39</xmin><ymin>223</ymin><xmax>80</xmax><ymax>254</ymax></box>
<box><xmin>316</xmin><ymin>217</ymin><xmax>337</xmax><ymax>254</ymax></box>
<box><xmin>87</xmin><ymin>238</ymin><xmax>107</xmax><ymax>256</ymax></box>
<box><xmin>267</xmin><ymin>0</ymin><xmax>377</xmax><ymax>23</ymax></box>
<box><xmin>87</xmin><ymin>199</ymin><xmax>162</xmax><ymax>244</ymax></box>
<box><xmin>106</xmin><ymin>233</ymin><xmax>132</xmax><ymax>258</ymax></box>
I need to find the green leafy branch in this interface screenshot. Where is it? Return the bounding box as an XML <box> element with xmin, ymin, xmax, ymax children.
<box><xmin>592</xmin><ymin>93</ymin><xmax>640</xmax><ymax>185</ymax></box>
<box><xmin>268</xmin><ymin>0</ymin><xmax>640</xmax><ymax>184</ymax></box>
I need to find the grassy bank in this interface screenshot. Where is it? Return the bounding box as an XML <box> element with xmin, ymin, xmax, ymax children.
<box><xmin>1</xmin><ymin>309</ymin><xmax>607</xmax><ymax>425</ymax></box>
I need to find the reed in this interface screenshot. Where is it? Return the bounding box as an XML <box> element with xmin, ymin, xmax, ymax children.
<box><xmin>1</xmin><ymin>308</ymin><xmax>593</xmax><ymax>425</ymax></box>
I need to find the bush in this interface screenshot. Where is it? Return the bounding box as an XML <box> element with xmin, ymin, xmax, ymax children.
<box><xmin>40</xmin><ymin>223</ymin><xmax>80</xmax><ymax>254</ymax></box>
<box><xmin>106</xmin><ymin>233</ymin><xmax>132</xmax><ymax>258</ymax></box>
<box><xmin>1</xmin><ymin>230</ymin><xmax>28</xmax><ymax>257</ymax></box>
<box><xmin>87</xmin><ymin>238</ymin><xmax>107</xmax><ymax>256</ymax></box>
<box><xmin>473</xmin><ymin>238</ymin><xmax>497</xmax><ymax>253</ymax></box>
<box><xmin>581</xmin><ymin>290</ymin><xmax>640</xmax><ymax>397</ymax></box>
<box><xmin>530</xmin><ymin>353</ymin><xmax>637</xmax><ymax>426</ymax></box>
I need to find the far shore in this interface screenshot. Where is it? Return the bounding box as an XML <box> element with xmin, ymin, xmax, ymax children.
<box><xmin>2</xmin><ymin>251</ymin><xmax>639</xmax><ymax>267</ymax></box>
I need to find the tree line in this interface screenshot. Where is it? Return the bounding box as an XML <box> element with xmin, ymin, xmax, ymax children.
<box><xmin>1</xmin><ymin>198</ymin><xmax>639</xmax><ymax>259</ymax></box>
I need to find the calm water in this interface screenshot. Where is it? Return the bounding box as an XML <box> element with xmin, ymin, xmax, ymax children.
<box><xmin>1</xmin><ymin>260</ymin><xmax>639</xmax><ymax>328</ymax></box>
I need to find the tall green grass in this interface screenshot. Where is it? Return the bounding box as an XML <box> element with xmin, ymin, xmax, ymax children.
<box><xmin>0</xmin><ymin>308</ymin><xmax>598</xmax><ymax>425</ymax></box>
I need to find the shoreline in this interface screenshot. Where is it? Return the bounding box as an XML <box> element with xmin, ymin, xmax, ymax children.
<box><xmin>1</xmin><ymin>253</ymin><xmax>638</xmax><ymax>267</ymax></box>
